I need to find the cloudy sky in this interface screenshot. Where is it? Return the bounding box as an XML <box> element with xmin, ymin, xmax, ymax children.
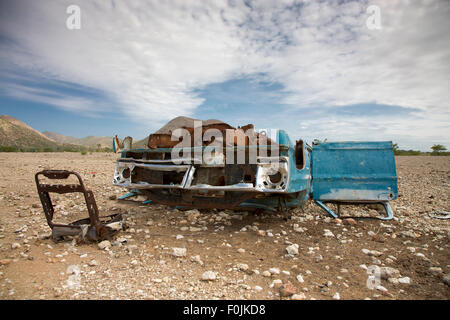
<box><xmin>0</xmin><ymin>0</ymin><xmax>449</xmax><ymax>151</ymax></box>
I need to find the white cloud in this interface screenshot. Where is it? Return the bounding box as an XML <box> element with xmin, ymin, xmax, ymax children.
<box><xmin>0</xmin><ymin>0</ymin><xmax>449</xmax><ymax>147</ymax></box>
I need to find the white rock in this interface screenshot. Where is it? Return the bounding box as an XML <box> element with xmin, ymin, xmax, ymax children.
<box><xmin>323</xmin><ymin>229</ymin><xmax>335</xmax><ymax>237</ymax></box>
<box><xmin>294</xmin><ymin>227</ymin><xmax>306</xmax><ymax>233</ymax></box>
<box><xmin>429</xmin><ymin>267</ymin><xmax>443</xmax><ymax>274</ymax></box>
<box><xmin>376</xmin><ymin>285</ymin><xmax>388</xmax><ymax>292</ymax></box>
<box><xmin>296</xmin><ymin>274</ymin><xmax>304</xmax><ymax>283</ymax></box>
<box><xmin>269</xmin><ymin>267</ymin><xmax>280</xmax><ymax>275</ymax></box>
<box><xmin>270</xmin><ymin>279</ymin><xmax>282</xmax><ymax>288</ymax></box>
<box><xmin>176</xmin><ymin>235</ymin><xmax>184</xmax><ymax>240</ymax></box>
<box><xmin>237</xmin><ymin>248</ymin><xmax>246</xmax><ymax>254</ymax></box>
<box><xmin>292</xmin><ymin>293</ymin><xmax>306</xmax><ymax>300</ymax></box>
<box><xmin>98</xmin><ymin>240</ymin><xmax>111</xmax><ymax>250</ymax></box>
<box><xmin>370</xmin><ymin>250</ymin><xmax>383</xmax><ymax>257</ymax></box>
<box><xmin>11</xmin><ymin>243</ymin><xmax>21</xmax><ymax>249</ymax></box>
<box><xmin>88</xmin><ymin>260</ymin><xmax>98</xmax><ymax>267</ymax></box>
<box><xmin>116</xmin><ymin>237</ymin><xmax>127</xmax><ymax>244</ymax></box>
<box><xmin>333</xmin><ymin>292</ymin><xmax>340</xmax><ymax>300</ymax></box>
<box><xmin>190</xmin><ymin>255</ymin><xmax>204</xmax><ymax>265</ymax></box>
<box><xmin>236</xmin><ymin>263</ymin><xmax>249</xmax><ymax>271</ymax></box>
<box><xmin>201</xmin><ymin>271</ymin><xmax>217</xmax><ymax>281</ymax></box>
<box><xmin>388</xmin><ymin>278</ymin><xmax>399</xmax><ymax>285</ymax></box>
<box><xmin>172</xmin><ymin>247</ymin><xmax>187</xmax><ymax>257</ymax></box>
<box><xmin>66</xmin><ymin>265</ymin><xmax>80</xmax><ymax>275</ymax></box>
<box><xmin>398</xmin><ymin>277</ymin><xmax>411</xmax><ymax>284</ymax></box>
<box><xmin>286</xmin><ymin>244</ymin><xmax>299</xmax><ymax>255</ymax></box>
<box><xmin>254</xmin><ymin>286</ymin><xmax>263</xmax><ymax>292</ymax></box>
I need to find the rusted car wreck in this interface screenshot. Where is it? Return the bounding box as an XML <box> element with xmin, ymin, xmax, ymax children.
<box><xmin>113</xmin><ymin>117</ymin><xmax>398</xmax><ymax>220</ymax></box>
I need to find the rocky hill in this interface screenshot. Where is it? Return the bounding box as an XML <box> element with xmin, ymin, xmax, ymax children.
<box><xmin>0</xmin><ymin>115</ymin><xmax>113</xmax><ymax>151</ymax></box>
<box><xmin>42</xmin><ymin>131</ymin><xmax>113</xmax><ymax>148</ymax></box>
<box><xmin>0</xmin><ymin>115</ymin><xmax>58</xmax><ymax>150</ymax></box>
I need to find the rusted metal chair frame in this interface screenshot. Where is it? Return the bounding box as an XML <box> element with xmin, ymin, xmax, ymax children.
<box><xmin>35</xmin><ymin>170</ymin><xmax>116</xmax><ymax>241</ymax></box>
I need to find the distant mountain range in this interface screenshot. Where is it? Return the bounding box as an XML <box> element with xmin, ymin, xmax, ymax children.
<box><xmin>42</xmin><ymin>131</ymin><xmax>113</xmax><ymax>148</ymax></box>
<box><xmin>0</xmin><ymin>115</ymin><xmax>113</xmax><ymax>151</ymax></box>
<box><xmin>0</xmin><ymin>115</ymin><xmax>223</xmax><ymax>151</ymax></box>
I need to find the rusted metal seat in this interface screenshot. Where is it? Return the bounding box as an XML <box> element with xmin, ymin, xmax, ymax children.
<box><xmin>35</xmin><ymin>170</ymin><xmax>123</xmax><ymax>242</ymax></box>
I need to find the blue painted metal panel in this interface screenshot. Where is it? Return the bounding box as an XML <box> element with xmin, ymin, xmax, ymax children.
<box><xmin>276</xmin><ymin>130</ymin><xmax>311</xmax><ymax>195</ymax></box>
<box><xmin>311</xmin><ymin>141</ymin><xmax>397</xmax><ymax>201</ymax></box>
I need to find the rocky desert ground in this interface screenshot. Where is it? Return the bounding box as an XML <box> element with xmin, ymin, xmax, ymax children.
<box><xmin>0</xmin><ymin>153</ymin><xmax>448</xmax><ymax>300</ymax></box>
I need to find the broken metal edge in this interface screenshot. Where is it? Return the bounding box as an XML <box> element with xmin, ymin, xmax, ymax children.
<box><xmin>314</xmin><ymin>200</ymin><xmax>394</xmax><ymax>221</ymax></box>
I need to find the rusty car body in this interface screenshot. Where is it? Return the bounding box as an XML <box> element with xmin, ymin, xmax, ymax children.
<box><xmin>112</xmin><ymin>118</ymin><xmax>398</xmax><ymax>220</ymax></box>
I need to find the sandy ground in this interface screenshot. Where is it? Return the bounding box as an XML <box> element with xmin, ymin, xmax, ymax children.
<box><xmin>0</xmin><ymin>152</ymin><xmax>448</xmax><ymax>300</ymax></box>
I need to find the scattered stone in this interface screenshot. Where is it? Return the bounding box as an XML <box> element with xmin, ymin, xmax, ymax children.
<box><xmin>429</xmin><ymin>267</ymin><xmax>442</xmax><ymax>275</ymax></box>
<box><xmin>333</xmin><ymin>292</ymin><xmax>341</xmax><ymax>300</ymax></box>
<box><xmin>379</xmin><ymin>267</ymin><xmax>401</xmax><ymax>280</ymax></box>
<box><xmin>296</xmin><ymin>274</ymin><xmax>304</xmax><ymax>283</ymax></box>
<box><xmin>398</xmin><ymin>277</ymin><xmax>411</xmax><ymax>284</ymax></box>
<box><xmin>291</xmin><ymin>293</ymin><xmax>306</xmax><ymax>300</ymax></box>
<box><xmin>269</xmin><ymin>268</ymin><xmax>280</xmax><ymax>275</ymax></box>
<box><xmin>172</xmin><ymin>247</ymin><xmax>187</xmax><ymax>257</ymax></box>
<box><xmin>0</xmin><ymin>259</ymin><xmax>11</xmax><ymax>265</ymax></box>
<box><xmin>236</xmin><ymin>263</ymin><xmax>249</xmax><ymax>272</ymax></box>
<box><xmin>108</xmin><ymin>195</ymin><xmax>117</xmax><ymax>200</ymax></box>
<box><xmin>388</xmin><ymin>277</ymin><xmax>399</xmax><ymax>285</ymax></box>
<box><xmin>130</xmin><ymin>260</ymin><xmax>138</xmax><ymax>266</ymax></box>
<box><xmin>293</xmin><ymin>227</ymin><xmax>306</xmax><ymax>233</ymax></box>
<box><xmin>11</xmin><ymin>243</ymin><xmax>21</xmax><ymax>249</ymax></box>
<box><xmin>66</xmin><ymin>265</ymin><xmax>80</xmax><ymax>275</ymax></box>
<box><xmin>262</xmin><ymin>271</ymin><xmax>271</xmax><ymax>277</ymax></box>
<box><xmin>343</xmin><ymin>218</ymin><xmax>357</xmax><ymax>226</ymax></box>
<box><xmin>323</xmin><ymin>229</ymin><xmax>335</xmax><ymax>237</ymax></box>
<box><xmin>186</xmin><ymin>209</ymin><xmax>200</xmax><ymax>222</ymax></box>
<box><xmin>98</xmin><ymin>240</ymin><xmax>111</xmax><ymax>250</ymax></box>
<box><xmin>271</xmin><ymin>279</ymin><xmax>283</xmax><ymax>289</ymax></box>
<box><xmin>443</xmin><ymin>274</ymin><xmax>450</xmax><ymax>286</ymax></box>
<box><xmin>201</xmin><ymin>271</ymin><xmax>217</xmax><ymax>281</ymax></box>
<box><xmin>279</xmin><ymin>281</ymin><xmax>296</xmax><ymax>297</ymax></box>
<box><xmin>376</xmin><ymin>285</ymin><xmax>388</xmax><ymax>292</ymax></box>
<box><xmin>116</xmin><ymin>237</ymin><xmax>127</xmax><ymax>244</ymax></box>
<box><xmin>190</xmin><ymin>255</ymin><xmax>204</xmax><ymax>265</ymax></box>
<box><xmin>362</xmin><ymin>249</ymin><xmax>383</xmax><ymax>257</ymax></box>
<box><xmin>237</xmin><ymin>248</ymin><xmax>246</xmax><ymax>254</ymax></box>
<box><xmin>254</xmin><ymin>286</ymin><xmax>263</xmax><ymax>292</ymax></box>
<box><xmin>53</xmin><ymin>288</ymin><xmax>62</xmax><ymax>298</ymax></box>
<box><xmin>286</xmin><ymin>244</ymin><xmax>299</xmax><ymax>255</ymax></box>
<box><xmin>88</xmin><ymin>260</ymin><xmax>98</xmax><ymax>267</ymax></box>
<box><xmin>400</xmin><ymin>230</ymin><xmax>418</xmax><ymax>238</ymax></box>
